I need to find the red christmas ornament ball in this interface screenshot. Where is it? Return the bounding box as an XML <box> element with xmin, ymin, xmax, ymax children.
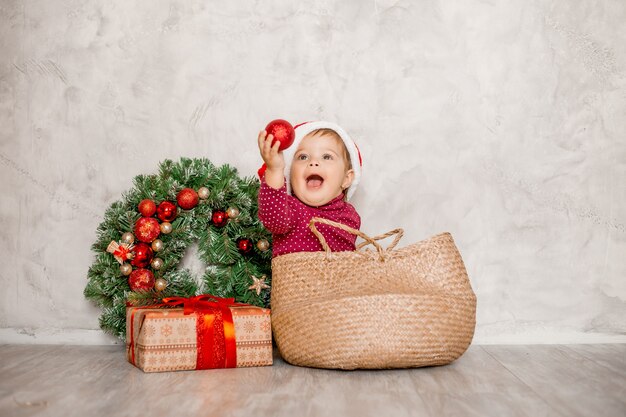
<box><xmin>128</xmin><ymin>268</ymin><xmax>155</xmax><ymax>291</ymax></box>
<box><xmin>157</xmin><ymin>201</ymin><xmax>177</xmax><ymax>222</ymax></box>
<box><xmin>265</xmin><ymin>119</ymin><xmax>295</xmax><ymax>151</ymax></box>
<box><xmin>211</xmin><ymin>210</ymin><xmax>228</xmax><ymax>227</ymax></box>
<box><xmin>130</xmin><ymin>243</ymin><xmax>154</xmax><ymax>268</ymax></box>
<box><xmin>138</xmin><ymin>199</ymin><xmax>157</xmax><ymax>217</ymax></box>
<box><xmin>134</xmin><ymin>217</ymin><xmax>161</xmax><ymax>243</ymax></box>
<box><xmin>237</xmin><ymin>238</ymin><xmax>253</xmax><ymax>254</ymax></box>
<box><xmin>176</xmin><ymin>188</ymin><xmax>199</xmax><ymax>210</ymax></box>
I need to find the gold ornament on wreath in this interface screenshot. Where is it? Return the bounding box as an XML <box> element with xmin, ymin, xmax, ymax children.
<box><xmin>256</xmin><ymin>239</ymin><xmax>270</xmax><ymax>252</ymax></box>
<box><xmin>198</xmin><ymin>187</ymin><xmax>210</xmax><ymax>200</ymax></box>
<box><xmin>151</xmin><ymin>258</ymin><xmax>164</xmax><ymax>270</ymax></box>
<box><xmin>121</xmin><ymin>232</ymin><xmax>135</xmax><ymax>245</ymax></box>
<box><xmin>226</xmin><ymin>207</ymin><xmax>240</xmax><ymax>219</ymax></box>
<box><xmin>151</xmin><ymin>239</ymin><xmax>164</xmax><ymax>252</ymax></box>
<box><xmin>120</xmin><ymin>263</ymin><xmax>133</xmax><ymax>276</ymax></box>
<box><xmin>155</xmin><ymin>278</ymin><xmax>167</xmax><ymax>292</ymax></box>
<box><xmin>160</xmin><ymin>222</ymin><xmax>173</xmax><ymax>234</ymax></box>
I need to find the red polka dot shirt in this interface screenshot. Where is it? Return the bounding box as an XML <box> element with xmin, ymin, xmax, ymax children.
<box><xmin>258</xmin><ymin>178</ymin><xmax>361</xmax><ymax>258</ymax></box>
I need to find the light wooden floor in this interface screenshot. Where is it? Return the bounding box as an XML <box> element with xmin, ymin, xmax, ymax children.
<box><xmin>0</xmin><ymin>344</ymin><xmax>624</xmax><ymax>417</ymax></box>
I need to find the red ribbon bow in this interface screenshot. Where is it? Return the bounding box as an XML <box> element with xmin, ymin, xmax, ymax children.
<box><xmin>160</xmin><ymin>294</ymin><xmax>241</xmax><ymax>315</ymax></box>
<box><xmin>107</xmin><ymin>240</ymin><xmax>134</xmax><ymax>264</ymax></box>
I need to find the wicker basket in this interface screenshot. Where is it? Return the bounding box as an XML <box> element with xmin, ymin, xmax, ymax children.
<box><xmin>271</xmin><ymin>218</ymin><xmax>476</xmax><ymax>370</ymax></box>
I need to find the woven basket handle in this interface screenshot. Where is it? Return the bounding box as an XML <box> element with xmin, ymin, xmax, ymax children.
<box><xmin>355</xmin><ymin>228</ymin><xmax>404</xmax><ymax>252</ymax></box>
<box><xmin>309</xmin><ymin>217</ymin><xmax>398</xmax><ymax>261</ymax></box>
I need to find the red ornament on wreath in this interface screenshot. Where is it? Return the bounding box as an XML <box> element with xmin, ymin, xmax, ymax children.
<box><xmin>128</xmin><ymin>268</ymin><xmax>155</xmax><ymax>291</ymax></box>
<box><xmin>157</xmin><ymin>201</ymin><xmax>177</xmax><ymax>222</ymax></box>
<box><xmin>138</xmin><ymin>199</ymin><xmax>157</xmax><ymax>217</ymax></box>
<box><xmin>130</xmin><ymin>243</ymin><xmax>154</xmax><ymax>268</ymax></box>
<box><xmin>211</xmin><ymin>210</ymin><xmax>228</xmax><ymax>227</ymax></box>
<box><xmin>176</xmin><ymin>188</ymin><xmax>199</xmax><ymax>210</ymax></box>
<box><xmin>265</xmin><ymin>119</ymin><xmax>295</xmax><ymax>151</ymax></box>
<box><xmin>237</xmin><ymin>238</ymin><xmax>253</xmax><ymax>255</ymax></box>
<box><xmin>134</xmin><ymin>217</ymin><xmax>160</xmax><ymax>243</ymax></box>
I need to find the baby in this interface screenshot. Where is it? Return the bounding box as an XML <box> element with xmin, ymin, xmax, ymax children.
<box><xmin>257</xmin><ymin>121</ymin><xmax>362</xmax><ymax>257</ymax></box>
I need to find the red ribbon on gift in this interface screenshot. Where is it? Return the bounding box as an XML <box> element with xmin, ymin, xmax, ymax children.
<box><xmin>127</xmin><ymin>294</ymin><xmax>250</xmax><ymax>370</ymax></box>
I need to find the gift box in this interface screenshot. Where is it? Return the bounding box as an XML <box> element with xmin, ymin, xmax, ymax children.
<box><xmin>126</xmin><ymin>295</ymin><xmax>272</xmax><ymax>372</ymax></box>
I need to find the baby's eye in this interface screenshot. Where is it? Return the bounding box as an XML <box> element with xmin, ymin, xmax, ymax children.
<box><xmin>297</xmin><ymin>154</ymin><xmax>308</xmax><ymax>161</ymax></box>
<box><xmin>323</xmin><ymin>154</ymin><xmax>333</xmax><ymax>160</ymax></box>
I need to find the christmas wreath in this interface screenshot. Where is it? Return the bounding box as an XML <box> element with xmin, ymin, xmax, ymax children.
<box><xmin>84</xmin><ymin>158</ymin><xmax>272</xmax><ymax>339</ymax></box>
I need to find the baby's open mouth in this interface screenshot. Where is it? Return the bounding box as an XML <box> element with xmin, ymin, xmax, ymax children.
<box><xmin>306</xmin><ymin>174</ymin><xmax>324</xmax><ymax>189</ymax></box>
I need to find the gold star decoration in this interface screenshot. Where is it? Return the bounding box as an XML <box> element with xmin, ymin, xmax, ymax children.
<box><xmin>248</xmin><ymin>275</ymin><xmax>270</xmax><ymax>296</ymax></box>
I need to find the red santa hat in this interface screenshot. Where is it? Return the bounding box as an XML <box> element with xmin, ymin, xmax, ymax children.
<box><xmin>283</xmin><ymin>121</ymin><xmax>362</xmax><ymax>201</ymax></box>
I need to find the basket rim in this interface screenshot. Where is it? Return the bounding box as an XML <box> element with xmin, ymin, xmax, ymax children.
<box><xmin>272</xmin><ymin>231</ymin><xmax>455</xmax><ymax>262</ymax></box>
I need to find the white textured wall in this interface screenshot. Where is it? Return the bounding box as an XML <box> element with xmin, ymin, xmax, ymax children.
<box><xmin>1</xmin><ymin>0</ymin><xmax>624</xmax><ymax>345</ymax></box>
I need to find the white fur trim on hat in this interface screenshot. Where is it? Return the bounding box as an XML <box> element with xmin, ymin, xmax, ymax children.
<box><xmin>282</xmin><ymin>121</ymin><xmax>362</xmax><ymax>201</ymax></box>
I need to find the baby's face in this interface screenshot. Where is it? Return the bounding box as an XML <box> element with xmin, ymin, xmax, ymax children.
<box><xmin>290</xmin><ymin>133</ymin><xmax>354</xmax><ymax>207</ymax></box>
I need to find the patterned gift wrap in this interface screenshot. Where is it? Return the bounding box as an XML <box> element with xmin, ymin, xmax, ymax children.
<box><xmin>126</xmin><ymin>296</ymin><xmax>272</xmax><ymax>372</ymax></box>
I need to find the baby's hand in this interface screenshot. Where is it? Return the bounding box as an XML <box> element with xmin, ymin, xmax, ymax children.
<box><xmin>258</xmin><ymin>130</ymin><xmax>286</xmax><ymax>189</ymax></box>
<box><xmin>258</xmin><ymin>130</ymin><xmax>285</xmax><ymax>173</ymax></box>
